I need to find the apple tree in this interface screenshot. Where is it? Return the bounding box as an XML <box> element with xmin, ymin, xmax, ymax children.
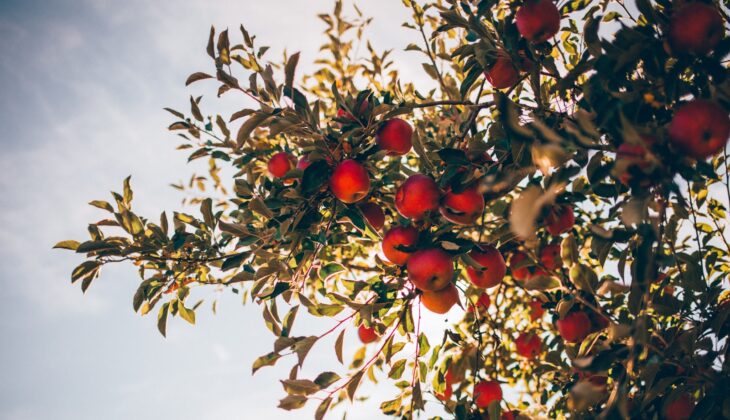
<box><xmin>56</xmin><ymin>0</ymin><xmax>730</xmax><ymax>418</ymax></box>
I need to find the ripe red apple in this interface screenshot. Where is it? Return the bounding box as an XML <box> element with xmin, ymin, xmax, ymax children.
<box><xmin>435</xmin><ymin>384</ymin><xmax>453</xmax><ymax>401</ymax></box>
<box><xmin>509</xmin><ymin>251</ymin><xmax>531</xmax><ymax>281</ymax></box>
<box><xmin>485</xmin><ymin>52</ymin><xmax>521</xmax><ymax>89</ymax></box>
<box><xmin>529</xmin><ymin>299</ymin><xmax>545</xmax><ymax>321</ymax></box>
<box><xmin>668</xmin><ymin>3</ymin><xmax>724</xmax><ymax>55</ymax></box>
<box><xmin>516</xmin><ymin>0</ymin><xmax>561</xmax><ymax>43</ymax></box>
<box><xmin>556</xmin><ymin>311</ymin><xmax>592</xmax><ymax>343</ymax></box>
<box><xmin>329</xmin><ymin>159</ymin><xmax>370</xmax><ymax>203</ymax></box>
<box><xmin>376</xmin><ymin>118</ymin><xmax>413</xmax><ymax>156</ymax></box>
<box><xmin>539</xmin><ymin>243</ymin><xmax>562</xmax><ymax>270</ymax></box>
<box><xmin>474</xmin><ymin>380</ymin><xmax>503</xmax><ymax>408</ymax></box>
<box><xmin>664</xmin><ymin>393</ymin><xmax>695</xmax><ymax>420</ymax></box>
<box><xmin>382</xmin><ymin>226</ymin><xmax>419</xmax><ymax>266</ymax></box>
<box><xmin>358</xmin><ymin>324</ymin><xmax>378</xmax><ymax>344</ymax></box>
<box><xmin>359</xmin><ymin>201</ymin><xmax>385</xmax><ymax>230</ymax></box>
<box><xmin>515</xmin><ymin>332</ymin><xmax>542</xmax><ymax>359</ymax></box>
<box><xmin>545</xmin><ymin>204</ymin><xmax>575</xmax><ymax>236</ymax></box>
<box><xmin>395</xmin><ymin>174</ymin><xmax>442</xmax><ymax>220</ymax></box>
<box><xmin>466</xmin><ymin>245</ymin><xmax>506</xmax><ymax>289</ymax></box>
<box><xmin>440</xmin><ymin>185</ymin><xmax>485</xmax><ymax>225</ymax></box>
<box><xmin>668</xmin><ymin>100</ymin><xmax>730</xmax><ymax>159</ymax></box>
<box><xmin>421</xmin><ymin>283</ymin><xmax>459</xmax><ymax>314</ymax></box>
<box><xmin>267</xmin><ymin>152</ymin><xmax>296</xmax><ymax>178</ymax></box>
<box><xmin>407</xmin><ymin>248</ymin><xmax>454</xmax><ymax>291</ymax></box>
<box><xmin>467</xmin><ymin>292</ymin><xmax>491</xmax><ymax>313</ymax></box>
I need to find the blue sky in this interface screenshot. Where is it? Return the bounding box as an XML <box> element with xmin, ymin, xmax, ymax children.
<box><xmin>0</xmin><ymin>1</ymin><xmax>454</xmax><ymax>419</ymax></box>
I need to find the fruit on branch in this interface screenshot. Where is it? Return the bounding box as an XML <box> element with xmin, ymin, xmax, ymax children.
<box><xmin>668</xmin><ymin>2</ymin><xmax>724</xmax><ymax>55</ymax></box>
<box><xmin>509</xmin><ymin>251</ymin><xmax>531</xmax><ymax>281</ymax></box>
<box><xmin>267</xmin><ymin>152</ymin><xmax>296</xmax><ymax>178</ymax></box>
<box><xmin>440</xmin><ymin>184</ymin><xmax>485</xmax><ymax>225</ymax></box>
<box><xmin>516</xmin><ymin>0</ymin><xmax>561</xmax><ymax>43</ymax></box>
<box><xmin>484</xmin><ymin>52</ymin><xmax>521</xmax><ymax>89</ymax></box>
<box><xmin>421</xmin><ymin>283</ymin><xmax>460</xmax><ymax>314</ymax></box>
<box><xmin>539</xmin><ymin>243</ymin><xmax>562</xmax><ymax>270</ymax></box>
<box><xmin>515</xmin><ymin>332</ymin><xmax>542</xmax><ymax>359</ymax></box>
<box><xmin>474</xmin><ymin>380</ymin><xmax>503</xmax><ymax>408</ymax></box>
<box><xmin>668</xmin><ymin>100</ymin><xmax>730</xmax><ymax>159</ymax></box>
<box><xmin>395</xmin><ymin>174</ymin><xmax>442</xmax><ymax>220</ymax></box>
<box><xmin>466</xmin><ymin>244</ymin><xmax>506</xmax><ymax>289</ymax></box>
<box><xmin>529</xmin><ymin>299</ymin><xmax>545</xmax><ymax>321</ymax></box>
<box><xmin>663</xmin><ymin>393</ymin><xmax>695</xmax><ymax>420</ymax></box>
<box><xmin>330</xmin><ymin>159</ymin><xmax>370</xmax><ymax>203</ymax></box>
<box><xmin>545</xmin><ymin>204</ymin><xmax>575</xmax><ymax>236</ymax></box>
<box><xmin>296</xmin><ymin>155</ymin><xmax>312</xmax><ymax>171</ymax></box>
<box><xmin>359</xmin><ymin>201</ymin><xmax>385</xmax><ymax>230</ymax></box>
<box><xmin>376</xmin><ymin>118</ymin><xmax>413</xmax><ymax>156</ymax></box>
<box><xmin>556</xmin><ymin>311</ymin><xmax>592</xmax><ymax>343</ymax></box>
<box><xmin>467</xmin><ymin>292</ymin><xmax>491</xmax><ymax>313</ymax></box>
<box><xmin>407</xmin><ymin>248</ymin><xmax>454</xmax><ymax>291</ymax></box>
<box><xmin>382</xmin><ymin>226</ymin><xmax>419</xmax><ymax>266</ymax></box>
<box><xmin>337</xmin><ymin>99</ymin><xmax>369</xmax><ymax>122</ymax></box>
<box><xmin>435</xmin><ymin>384</ymin><xmax>453</xmax><ymax>401</ymax></box>
<box><xmin>358</xmin><ymin>324</ymin><xmax>378</xmax><ymax>344</ymax></box>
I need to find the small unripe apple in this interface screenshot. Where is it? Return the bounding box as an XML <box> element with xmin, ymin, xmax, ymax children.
<box><xmin>529</xmin><ymin>299</ymin><xmax>545</xmax><ymax>321</ymax></box>
<box><xmin>668</xmin><ymin>100</ymin><xmax>730</xmax><ymax>159</ymax></box>
<box><xmin>358</xmin><ymin>324</ymin><xmax>378</xmax><ymax>344</ymax></box>
<box><xmin>539</xmin><ymin>243</ymin><xmax>562</xmax><ymax>270</ymax></box>
<box><xmin>556</xmin><ymin>311</ymin><xmax>592</xmax><ymax>343</ymax></box>
<box><xmin>330</xmin><ymin>159</ymin><xmax>370</xmax><ymax>203</ymax></box>
<box><xmin>466</xmin><ymin>245</ymin><xmax>506</xmax><ymax>289</ymax></box>
<box><xmin>359</xmin><ymin>201</ymin><xmax>385</xmax><ymax>230</ymax></box>
<box><xmin>421</xmin><ymin>283</ymin><xmax>459</xmax><ymax>314</ymax></box>
<box><xmin>382</xmin><ymin>226</ymin><xmax>419</xmax><ymax>266</ymax></box>
<box><xmin>474</xmin><ymin>380</ymin><xmax>503</xmax><ymax>408</ymax></box>
<box><xmin>509</xmin><ymin>251</ymin><xmax>531</xmax><ymax>281</ymax></box>
<box><xmin>268</xmin><ymin>152</ymin><xmax>296</xmax><ymax>178</ymax></box>
<box><xmin>376</xmin><ymin>118</ymin><xmax>413</xmax><ymax>155</ymax></box>
<box><xmin>485</xmin><ymin>52</ymin><xmax>521</xmax><ymax>89</ymax></box>
<box><xmin>664</xmin><ymin>393</ymin><xmax>695</xmax><ymax>420</ymax></box>
<box><xmin>545</xmin><ymin>204</ymin><xmax>575</xmax><ymax>236</ymax></box>
<box><xmin>440</xmin><ymin>185</ymin><xmax>485</xmax><ymax>225</ymax></box>
<box><xmin>515</xmin><ymin>332</ymin><xmax>542</xmax><ymax>359</ymax></box>
<box><xmin>668</xmin><ymin>2</ymin><xmax>724</xmax><ymax>55</ymax></box>
<box><xmin>467</xmin><ymin>292</ymin><xmax>491</xmax><ymax>313</ymax></box>
<box><xmin>407</xmin><ymin>248</ymin><xmax>454</xmax><ymax>291</ymax></box>
<box><xmin>395</xmin><ymin>174</ymin><xmax>442</xmax><ymax>220</ymax></box>
<box><xmin>516</xmin><ymin>0</ymin><xmax>561</xmax><ymax>43</ymax></box>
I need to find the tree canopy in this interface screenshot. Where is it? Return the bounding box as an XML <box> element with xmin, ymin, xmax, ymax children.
<box><xmin>56</xmin><ymin>0</ymin><xmax>730</xmax><ymax>418</ymax></box>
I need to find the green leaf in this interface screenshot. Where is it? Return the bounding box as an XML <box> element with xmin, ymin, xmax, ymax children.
<box><xmin>281</xmin><ymin>379</ymin><xmax>320</xmax><ymax>395</ymax></box>
<box><xmin>346</xmin><ymin>370</ymin><xmax>364</xmax><ymax>401</ymax></box>
<box><xmin>53</xmin><ymin>240</ymin><xmax>80</xmax><ymax>251</ymax></box>
<box><xmin>185</xmin><ymin>72</ymin><xmax>213</xmax><ymax>86</ymax></box>
<box><xmin>252</xmin><ymin>351</ymin><xmax>281</xmax><ymax>374</ymax></box>
<box><xmin>301</xmin><ymin>160</ymin><xmax>330</xmax><ymax>195</ymax></box>
<box><xmin>284</xmin><ymin>52</ymin><xmax>300</xmax><ymax>89</ymax></box>
<box><xmin>178</xmin><ymin>304</ymin><xmax>196</xmax><ymax>325</ymax></box>
<box><xmin>318</xmin><ymin>263</ymin><xmax>345</xmax><ymax>280</ymax></box>
<box><xmin>277</xmin><ymin>394</ymin><xmax>307</xmax><ymax>410</ymax></box>
<box><xmin>388</xmin><ymin>359</ymin><xmax>407</xmax><ymax>379</ymax></box>
<box><xmin>123</xmin><ymin>176</ymin><xmax>133</xmax><ymax>205</ymax></box>
<box><xmin>157</xmin><ymin>302</ymin><xmax>170</xmax><ymax>337</ymax></box>
<box><xmin>314</xmin><ymin>371</ymin><xmax>341</xmax><ymax>388</ymax></box>
<box><xmin>335</xmin><ymin>329</ymin><xmax>345</xmax><ymax>364</ymax></box>
<box><xmin>315</xmin><ymin>397</ymin><xmax>332</xmax><ymax>420</ymax></box>
<box><xmin>89</xmin><ymin>200</ymin><xmax>114</xmax><ymax>212</ymax></box>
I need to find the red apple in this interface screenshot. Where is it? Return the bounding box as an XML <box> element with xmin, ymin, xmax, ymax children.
<box><xmin>421</xmin><ymin>283</ymin><xmax>459</xmax><ymax>314</ymax></box>
<box><xmin>668</xmin><ymin>100</ymin><xmax>730</xmax><ymax>159</ymax></box>
<box><xmin>664</xmin><ymin>393</ymin><xmax>695</xmax><ymax>420</ymax></box>
<box><xmin>267</xmin><ymin>152</ymin><xmax>296</xmax><ymax>178</ymax></box>
<box><xmin>515</xmin><ymin>332</ymin><xmax>542</xmax><ymax>359</ymax></box>
<box><xmin>485</xmin><ymin>52</ymin><xmax>521</xmax><ymax>89</ymax></box>
<box><xmin>382</xmin><ymin>226</ymin><xmax>419</xmax><ymax>266</ymax></box>
<box><xmin>556</xmin><ymin>311</ymin><xmax>592</xmax><ymax>343</ymax></box>
<box><xmin>510</xmin><ymin>251</ymin><xmax>531</xmax><ymax>281</ymax></box>
<box><xmin>474</xmin><ymin>380</ymin><xmax>503</xmax><ymax>408</ymax></box>
<box><xmin>330</xmin><ymin>159</ymin><xmax>370</xmax><ymax>203</ymax></box>
<box><xmin>466</xmin><ymin>245</ymin><xmax>506</xmax><ymax>289</ymax></box>
<box><xmin>440</xmin><ymin>185</ymin><xmax>485</xmax><ymax>225</ymax></box>
<box><xmin>296</xmin><ymin>155</ymin><xmax>312</xmax><ymax>171</ymax></box>
<box><xmin>468</xmin><ymin>292</ymin><xmax>491</xmax><ymax>313</ymax></box>
<box><xmin>359</xmin><ymin>201</ymin><xmax>385</xmax><ymax>230</ymax></box>
<box><xmin>358</xmin><ymin>324</ymin><xmax>378</xmax><ymax>343</ymax></box>
<box><xmin>376</xmin><ymin>118</ymin><xmax>413</xmax><ymax>155</ymax></box>
<box><xmin>539</xmin><ymin>243</ymin><xmax>562</xmax><ymax>270</ymax></box>
<box><xmin>529</xmin><ymin>299</ymin><xmax>545</xmax><ymax>321</ymax></box>
<box><xmin>668</xmin><ymin>3</ymin><xmax>724</xmax><ymax>55</ymax></box>
<box><xmin>516</xmin><ymin>0</ymin><xmax>561</xmax><ymax>43</ymax></box>
<box><xmin>545</xmin><ymin>204</ymin><xmax>575</xmax><ymax>236</ymax></box>
<box><xmin>395</xmin><ymin>174</ymin><xmax>442</xmax><ymax>220</ymax></box>
<box><xmin>337</xmin><ymin>99</ymin><xmax>368</xmax><ymax>122</ymax></box>
<box><xmin>407</xmin><ymin>248</ymin><xmax>454</xmax><ymax>291</ymax></box>
<box><xmin>435</xmin><ymin>384</ymin><xmax>453</xmax><ymax>401</ymax></box>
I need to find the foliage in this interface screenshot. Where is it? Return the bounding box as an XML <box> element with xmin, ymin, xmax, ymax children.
<box><xmin>56</xmin><ymin>0</ymin><xmax>730</xmax><ymax>418</ymax></box>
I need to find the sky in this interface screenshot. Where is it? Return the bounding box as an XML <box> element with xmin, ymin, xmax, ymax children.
<box><xmin>0</xmin><ymin>1</ymin><xmax>452</xmax><ymax>419</ymax></box>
